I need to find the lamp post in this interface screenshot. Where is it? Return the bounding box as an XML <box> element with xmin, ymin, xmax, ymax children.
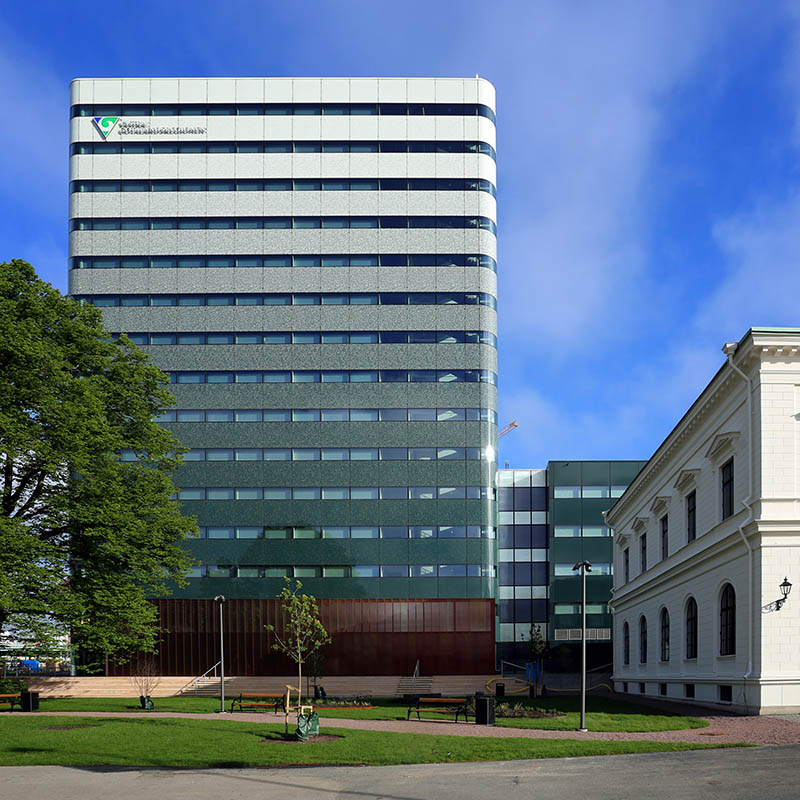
<box><xmin>572</xmin><ymin>560</ymin><xmax>592</xmax><ymax>732</ymax></box>
<box><xmin>214</xmin><ymin>595</ymin><xmax>226</xmax><ymax>713</ymax></box>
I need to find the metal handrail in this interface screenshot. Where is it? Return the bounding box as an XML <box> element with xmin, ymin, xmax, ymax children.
<box><xmin>500</xmin><ymin>659</ymin><xmax>526</xmax><ymax>676</ymax></box>
<box><xmin>181</xmin><ymin>661</ymin><xmax>222</xmax><ymax>695</ymax></box>
<box><xmin>411</xmin><ymin>659</ymin><xmax>420</xmax><ymax>687</ymax></box>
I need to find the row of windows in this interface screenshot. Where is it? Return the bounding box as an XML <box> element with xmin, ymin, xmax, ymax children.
<box><xmin>72</xmin><ymin>102</ymin><xmax>497</xmax><ymax>121</ymax></box>
<box><xmin>189</xmin><ymin>563</ymin><xmax>497</xmax><ymax>579</ymax></box>
<box><xmin>553</xmin><ymin>485</ymin><xmax>628</xmax><ymax>499</ymax></box>
<box><xmin>156</xmin><ymin>407</ymin><xmax>497</xmax><ymax>423</ymax></box>
<box><xmin>70</xmin><ymin>177</ymin><xmax>497</xmax><ymax>196</ymax></box>
<box><xmin>553</xmin><ymin>563</ymin><xmax>613</xmax><ymax>576</ymax></box>
<box><xmin>70</xmin><ymin>215</ymin><xmax>498</xmax><ymax>233</ymax></box>
<box><xmin>496</xmin><ymin>486</ymin><xmax>548</xmax><ymax>512</ymax></box>
<box><xmin>496</xmin><ymin>511</ymin><xmax>547</xmax><ymax>525</ymax></box>
<box><xmin>553</xmin><ymin>603</ymin><xmax>608</xmax><ymax>615</ymax></box>
<box><xmin>76</xmin><ymin>291</ymin><xmax>498</xmax><ymax>308</ymax></box>
<box><xmin>552</xmin><ymin>525</ymin><xmax>612</xmax><ymax>538</ymax></box>
<box><xmin>497</xmin><ymin>525</ymin><xmax>548</xmax><ymax>549</ymax></box>
<box><xmin>70</xmin><ymin>253</ymin><xmax>497</xmax><ymax>271</ymax></box>
<box><xmin>621</xmin><ymin>587</ymin><xmax>735</xmax><ymax>665</ymax></box>
<box><xmin>115</xmin><ymin>329</ymin><xmax>497</xmax><ymax>347</ymax></box>
<box><xmin>621</xmin><ymin>460</ymin><xmax>734</xmax><ymax>583</ymax></box>
<box><xmin>193</xmin><ymin>524</ymin><xmax>495</xmax><ymax>539</ymax></box>
<box><xmin>72</xmin><ymin>139</ymin><xmax>497</xmax><ymax>158</ymax></box>
<box><xmin>166</xmin><ymin>369</ymin><xmax>498</xmax><ymax>385</ymax></box>
<box><xmin>174</xmin><ymin>485</ymin><xmax>493</xmax><ymax>501</ymax></box>
<box><xmin>150</xmin><ymin>445</ymin><xmax>493</xmax><ymax>462</ymax></box>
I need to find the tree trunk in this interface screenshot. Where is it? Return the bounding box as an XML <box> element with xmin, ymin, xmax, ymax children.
<box><xmin>298</xmin><ymin>657</ymin><xmax>302</xmax><ymax>703</ymax></box>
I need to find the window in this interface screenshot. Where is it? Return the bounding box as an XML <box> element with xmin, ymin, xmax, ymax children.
<box><xmin>623</xmin><ymin>548</ymin><xmax>630</xmax><ymax>583</ymax></box>
<box><xmin>660</xmin><ymin>515</ymin><xmax>669</xmax><ymax>560</ymax></box>
<box><xmin>70</xmin><ymin>176</ymin><xmax>496</xmax><ymax>196</ymax></box>
<box><xmin>79</xmin><ymin>291</ymin><xmax>498</xmax><ymax>311</ymax></box>
<box><xmin>720</xmin><ymin>583</ymin><xmax>736</xmax><ymax>655</ymax></box>
<box><xmin>640</xmin><ymin>534</ymin><xmax>647</xmax><ymax>572</ymax></box>
<box><xmin>623</xmin><ymin>621</ymin><xmax>630</xmax><ymax>666</ymax></box>
<box><xmin>71</xmin><ymin>214</ymin><xmax>497</xmax><ymax>236</ymax></box>
<box><xmin>660</xmin><ymin>608</ymin><xmax>670</xmax><ymax>662</ymax></box>
<box><xmin>721</xmin><ymin>459</ymin><xmax>734</xmax><ymax>519</ymax></box>
<box><xmin>687</xmin><ymin>490</ymin><xmax>696</xmax><ymax>542</ymax></box>
<box><xmin>72</xmin><ymin>102</ymin><xmax>497</xmax><ymax>123</ymax></box>
<box><xmin>685</xmin><ymin>597</ymin><xmax>698</xmax><ymax>659</ymax></box>
<box><xmin>639</xmin><ymin>616</ymin><xmax>648</xmax><ymax>664</ymax></box>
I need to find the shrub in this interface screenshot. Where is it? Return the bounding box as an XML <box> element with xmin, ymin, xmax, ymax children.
<box><xmin>0</xmin><ymin>678</ymin><xmax>28</xmax><ymax>694</ymax></box>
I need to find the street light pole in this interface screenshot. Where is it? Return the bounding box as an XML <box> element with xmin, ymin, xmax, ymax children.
<box><xmin>572</xmin><ymin>560</ymin><xmax>592</xmax><ymax>732</ymax></box>
<box><xmin>214</xmin><ymin>595</ymin><xmax>226</xmax><ymax>713</ymax></box>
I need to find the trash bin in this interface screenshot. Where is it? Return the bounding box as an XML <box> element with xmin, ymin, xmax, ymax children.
<box><xmin>495</xmin><ymin>682</ymin><xmax>505</xmax><ymax>698</ymax></box>
<box><xmin>20</xmin><ymin>691</ymin><xmax>39</xmax><ymax>712</ymax></box>
<box><xmin>474</xmin><ymin>694</ymin><xmax>496</xmax><ymax>725</ymax></box>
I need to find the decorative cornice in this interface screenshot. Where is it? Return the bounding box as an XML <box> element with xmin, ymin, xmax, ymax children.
<box><xmin>632</xmin><ymin>516</ymin><xmax>649</xmax><ymax>535</ymax></box>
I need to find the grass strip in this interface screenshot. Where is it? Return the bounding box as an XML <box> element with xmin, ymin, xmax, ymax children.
<box><xmin>30</xmin><ymin>695</ymin><xmax>709</xmax><ymax>732</ymax></box>
<box><xmin>0</xmin><ymin>716</ymin><xmax>745</xmax><ymax>768</ymax></box>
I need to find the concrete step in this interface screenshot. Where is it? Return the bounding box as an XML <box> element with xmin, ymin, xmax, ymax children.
<box><xmin>25</xmin><ymin>674</ymin><xmax>518</xmax><ymax>698</ymax></box>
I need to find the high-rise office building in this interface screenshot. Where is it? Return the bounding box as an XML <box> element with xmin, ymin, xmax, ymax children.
<box><xmin>68</xmin><ymin>77</ymin><xmax>498</xmax><ymax>676</ymax></box>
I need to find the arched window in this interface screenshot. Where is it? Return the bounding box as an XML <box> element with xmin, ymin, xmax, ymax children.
<box><xmin>660</xmin><ymin>608</ymin><xmax>670</xmax><ymax>662</ymax></box>
<box><xmin>720</xmin><ymin>583</ymin><xmax>736</xmax><ymax>656</ymax></box>
<box><xmin>639</xmin><ymin>616</ymin><xmax>648</xmax><ymax>664</ymax></box>
<box><xmin>623</xmin><ymin>621</ymin><xmax>630</xmax><ymax>666</ymax></box>
<box><xmin>685</xmin><ymin>597</ymin><xmax>698</xmax><ymax>659</ymax></box>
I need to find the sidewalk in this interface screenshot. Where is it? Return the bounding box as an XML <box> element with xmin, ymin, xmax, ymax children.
<box><xmin>29</xmin><ymin>709</ymin><xmax>800</xmax><ymax>746</ymax></box>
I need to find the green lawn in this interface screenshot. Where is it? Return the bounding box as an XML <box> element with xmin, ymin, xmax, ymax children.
<box><xmin>30</xmin><ymin>695</ymin><xmax>708</xmax><ymax>733</ymax></box>
<box><xmin>0</xmin><ymin>716</ymin><xmax>743</xmax><ymax>767</ymax></box>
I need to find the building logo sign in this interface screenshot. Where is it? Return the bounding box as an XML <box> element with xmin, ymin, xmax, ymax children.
<box><xmin>91</xmin><ymin>117</ymin><xmax>207</xmax><ymax>139</ymax></box>
<box><xmin>93</xmin><ymin>116</ymin><xmax>119</xmax><ymax>139</ymax></box>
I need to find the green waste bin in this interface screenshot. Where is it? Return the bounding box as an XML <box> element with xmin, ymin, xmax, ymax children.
<box><xmin>295</xmin><ymin>711</ymin><xmax>320</xmax><ymax>740</ymax></box>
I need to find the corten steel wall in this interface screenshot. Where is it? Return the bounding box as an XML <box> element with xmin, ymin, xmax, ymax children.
<box><xmin>109</xmin><ymin>597</ymin><xmax>495</xmax><ymax>676</ymax></box>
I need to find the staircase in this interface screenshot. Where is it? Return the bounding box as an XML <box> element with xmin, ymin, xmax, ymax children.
<box><xmin>396</xmin><ymin>675</ymin><xmax>433</xmax><ymax>694</ymax></box>
<box><xmin>179</xmin><ymin>661</ymin><xmax>223</xmax><ymax>696</ymax></box>
<box><xmin>395</xmin><ymin>660</ymin><xmax>433</xmax><ymax>695</ymax></box>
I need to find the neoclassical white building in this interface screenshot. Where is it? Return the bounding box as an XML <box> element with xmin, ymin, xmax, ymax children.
<box><xmin>607</xmin><ymin>328</ymin><xmax>800</xmax><ymax>713</ymax></box>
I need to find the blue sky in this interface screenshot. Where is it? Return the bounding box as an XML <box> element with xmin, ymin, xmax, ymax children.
<box><xmin>2</xmin><ymin>0</ymin><xmax>800</xmax><ymax>468</ymax></box>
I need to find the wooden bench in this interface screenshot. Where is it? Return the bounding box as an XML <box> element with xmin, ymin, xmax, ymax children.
<box><xmin>407</xmin><ymin>696</ymin><xmax>470</xmax><ymax>723</ymax></box>
<box><xmin>0</xmin><ymin>693</ymin><xmax>23</xmax><ymax>712</ymax></box>
<box><xmin>230</xmin><ymin>692</ymin><xmax>285</xmax><ymax>713</ymax></box>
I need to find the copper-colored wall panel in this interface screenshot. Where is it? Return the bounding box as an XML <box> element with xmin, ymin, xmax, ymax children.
<box><xmin>108</xmin><ymin>598</ymin><xmax>495</xmax><ymax>677</ymax></box>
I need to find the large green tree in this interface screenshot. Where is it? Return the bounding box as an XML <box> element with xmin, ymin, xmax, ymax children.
<box><xmin>0</xmin><ymin>259</ymin><xmax>196</xmax><ymax>665</ymax></box>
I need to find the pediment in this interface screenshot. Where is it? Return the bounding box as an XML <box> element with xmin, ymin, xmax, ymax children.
<box><xmin>649</xmin><ymin>495</ymin><xmax>670</xmax><ymax>516</ymax></box>
<box><xmin>632</xmin><ymin>516</ymin><xmax>649</xmax><ymax>534</ymax></box>
<box><xmin>705</xmin><ymin>431</ymin><xmax>740</xmax><ymax>461</ymax></box>
<box><xmin>673</xmin><ymin>468</ymin><xmax>700</xmax><ymax>492</ymax></box>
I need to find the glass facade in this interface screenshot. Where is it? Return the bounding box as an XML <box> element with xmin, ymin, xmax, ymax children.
<box><xmin>496</xmin><ymin>468</ymin><xmax>548</xmax><ymax>664</ymax></box>
<box><xmin>547</xmin><ymin>460</ymin><xmax>645</xmax><ymax>669</ymax></box>
<box><xmin>497</xmin><ymin>461</ymin><xmax>645</xmax><ymax>670</ymax></box>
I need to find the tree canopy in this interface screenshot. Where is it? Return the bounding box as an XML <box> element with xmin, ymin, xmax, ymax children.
<box><xmin>0</xmin><ymin>259</ymin><xmax>196</xmax><ymax>665</ymax></box>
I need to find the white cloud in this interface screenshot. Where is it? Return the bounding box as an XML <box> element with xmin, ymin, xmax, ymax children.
<box><xmin>496</xmin><ymin>1</ymin><xmax>734</xmax><ymax>352</ymax></box>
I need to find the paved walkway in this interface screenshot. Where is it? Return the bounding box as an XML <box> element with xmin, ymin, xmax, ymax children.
<box><xmin>31</xmin><ymin>709</ymin><xmax>800</xmax><ymax>746</ymax></box>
